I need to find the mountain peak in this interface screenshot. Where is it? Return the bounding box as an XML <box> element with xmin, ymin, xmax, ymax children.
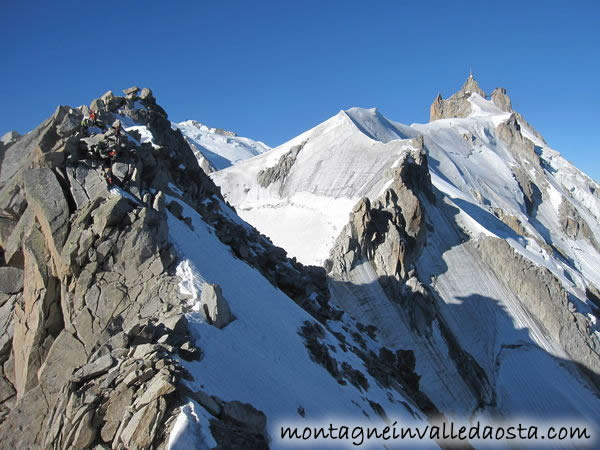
<box><xmin>430</xmin><ymin>75</ymin><xmax>497</xmax><ymax>121</ymax></box>
<box><xmin>174</xmin><ymin>119</ymin><xmax>269</xmax><ymax>173</ymax></box>
<box><xmin>459</xmin><ymin>73</ymin><xmax>486</xmax><ymax>98</ymax></box>
<box><xmin>342</xmin><ymin>107</ymin><xmax>412</xmax><ymax>142</ymax></box>
<box><xmin>491</xmin><ymin>87</ymin><xmax>513</xmax><ymax>112</ymax></box>
<box><xmin>3</xmin><ymin>80</ymin><xmax>600</xmax><ymax>449</ymax></box>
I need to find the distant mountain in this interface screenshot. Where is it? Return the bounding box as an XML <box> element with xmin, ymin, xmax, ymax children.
<box><xmin>173</xmin><ymin>120</ymin><xmax>270</xmax><ymax>173</ymax></box>
<box><xmin>213</xmin><ymin>75</ymin><xmax>600</xmax><ymax>423</ymax></box>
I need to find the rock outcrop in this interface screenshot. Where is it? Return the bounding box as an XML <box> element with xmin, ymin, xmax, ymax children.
<box><xmin>0</xmin><ymin>85</ymin><xmax>349</xmax><ymax>448</ymax></box>
<box><xmin>324</xmin><ymin>138</ymin><xmax>496</xmax><ymax>415</ymax></box>
<box><xmin>473</xmin><ymin>236</ymin><xmax>600</xmax><ymax>384</ymax></box>
<box><xmin>496</xmin><ymin>113</ymin><xmax>547</xmax><ymax>216</ymax></box>
<box><xmin>327</xmin><ymin>141</ymin><xmax>432</xmax><ymax>290</ymax></box>
<box><xmin>491</xmin><ymin>87</ymin><xmax>512</xmax><ymax>112</ymax></box>
<box><xmin>430</xmin><ymin>74</ymin><xmax>486</xmax><ymax>121</ymax></box>
<box><xmin>181</xmin><ymin>387</ymin><xmax>269</xmax><ymax>448</ymax></box>
<box><xmin>257</xmin><ymin>141</ymin><xmax>306</xmax><ymax>189</ymax></box>
<box><xmin>200</xmin><ymin>283</ymin><xmax>234</xmax><ymax>328</ymax></box>
<box><xmin>559</xmin><ymin>199</ymin><xmax>600</xmax><ymax>251</ymax></box>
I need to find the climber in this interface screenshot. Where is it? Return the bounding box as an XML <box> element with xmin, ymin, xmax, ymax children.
<box><xmin>105</xmin><ymin>119</ymin><xmax>122</xmax><ymax>145</ymax></box>
<box><xmin>80</xmin><ymin>110</ymin><xmax>106</xmax><ymax>135</ymax></box>
<box><xmin>104</xmin><ymin>166</ymin><xmax>114</xmax><ymax>185</ymax></box>
<box><xmin>94</xmin><ymin>140</ymin><xmax>117</xmax><ymax>185</ymax></box>
<box><xmin>80</xmin><ymin>114</ymin><xmax>91</xmax><ymax>135</ymax></box>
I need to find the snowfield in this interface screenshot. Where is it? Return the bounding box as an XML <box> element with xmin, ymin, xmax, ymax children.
<box><xmin>174</xmin><ymin>120</ymin><xmax>270</xmax><ymax>172</ymax></box>
<box><xmin>214</xmin><ymin>94</ymin><xmax>600</xmax><ymax>306</ymax></box>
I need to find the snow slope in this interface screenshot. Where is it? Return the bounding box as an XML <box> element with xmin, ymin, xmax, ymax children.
<box><xmin>164</xmin><ymin>196</ymin><xmax>431</xmax><ymax>448</ymax></box>
<box><xmin>174</xmin><ymin>120</ymin><xmax>270</xmax><ymax>172</ymax></box>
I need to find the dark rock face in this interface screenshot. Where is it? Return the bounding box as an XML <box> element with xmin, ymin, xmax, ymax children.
<box><xmin>0</xmin><ymin>267</ymin><xmax>23</xmax><ymax>295</ymax></box>
<box><xmin>177</xmin><ymin>386</ymin><xmax>269</xmax><ymax>449</ymax></box>
<box><xmin>299</xmin><ymin>321</ymin><xmax>369</xmax><ymax>391</ymax></box>
<box><xmin>513</xmin><ymin>166</ymin><xmax>544</xmax><ymax>216</ymax></box>
<box><xmin>473</xmin><ymin>237</ymin><xmax>600</xmax><ymax>384</ymax></box>
<box><xmin>257</xmin><ymin>140</ymin><xmax>306</xmax><ymax>189</ymax></box>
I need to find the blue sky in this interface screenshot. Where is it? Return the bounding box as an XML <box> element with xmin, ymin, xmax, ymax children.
<box><xmin>2</xmin><ymin>0</ymin><xmax>599</xmax><ymax>180</ymax></box>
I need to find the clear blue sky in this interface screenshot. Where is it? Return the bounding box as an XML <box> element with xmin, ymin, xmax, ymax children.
<box><xmin>2</xmin><ymin>0</ymin><xmax>599</xmax><ymax>181</ymax></box>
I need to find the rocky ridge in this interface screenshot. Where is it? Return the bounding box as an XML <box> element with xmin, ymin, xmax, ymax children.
<box><xmin>325</xmin><ymin>136</ymin><xmax>497</xmax><ymax>417</ymax></box>
<box><xmin>326</xmin><ymin>137</ymin><xmax>432</xmax><ymax>288</ymax></box>
<box><xmin>0</xmin><ymin>87</ymin><xmax>221</xmax><ymax>449</ymax></box>
<box><xmin>3</xmin><ymin>75</ymin><xmax>600</xmax><ymax>448</ymax></box>
<box><xmin>0</xmin><ymin>86</ymin><xmax>339</xmax><ymax>448</ymax></box>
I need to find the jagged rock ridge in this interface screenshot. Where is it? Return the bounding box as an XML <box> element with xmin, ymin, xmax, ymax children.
<box><xmin>0</xmin><ymin>84</ymin><xmax>436</xmax><ymax>448</ymax></box>
<box><xmin>0</xmin><ymin>87</ymin><xmax>330</xmax><ymax>448</ymax></box>
<box><xmin>0</xmin><ymin>87</ymin><xmax>221</xmax><ymax>448</ymax></box>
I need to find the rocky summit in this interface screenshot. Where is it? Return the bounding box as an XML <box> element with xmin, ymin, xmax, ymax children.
<box><xmin>0</xmin><ymin>87</ymin><xmax>286</xmax><ymax>448</ymax></box>
<box><xmin>1</xmin><ymin>77</ymin><xmax>600</xmax><ymax>449</ymax></box>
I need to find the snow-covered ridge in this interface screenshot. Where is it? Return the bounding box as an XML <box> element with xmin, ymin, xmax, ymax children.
<box><xmin>166</xmin><ymin>196</ymin><xmax>428</xmax><ymax>446</ymax></box>
<box><xmin>173</xmin><ymin>119</ymin><xmax>270</xmax><ymax>173</ymax></box>
<box><xmin>343</xmin><ymin>107</ymin><xmax>415</xmax><ymax>142</ymax></box>
<box><xmin>3</xmin><ymin>80</ymin><xmax>599</xmax><ymax>448</ymax></box>
<box><xmin>137</xmin><ymin>81</ymin><xmax>600</xmax><ymax>444</ymax></box>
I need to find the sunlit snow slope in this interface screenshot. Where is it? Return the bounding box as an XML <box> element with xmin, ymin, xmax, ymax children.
<box><xmin>212</xmin><ymin>108</ymin><xmax>420</xmax><ymax>265</ymax></box>
<box><xmin>174</xmin><ymin>120</ymin><xmax>270</xmax><ymax>173</ymax></box>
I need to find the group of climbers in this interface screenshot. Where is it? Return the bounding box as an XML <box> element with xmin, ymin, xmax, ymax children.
<box><xmin>80</xmin><ymin>110</ymin><xmax>105</xmax><ymax>133</ymax></box>
<box><xmin>79</xmin><ymin>111</ymin><xmax>127</xmax><ymax>185</ymax></box>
